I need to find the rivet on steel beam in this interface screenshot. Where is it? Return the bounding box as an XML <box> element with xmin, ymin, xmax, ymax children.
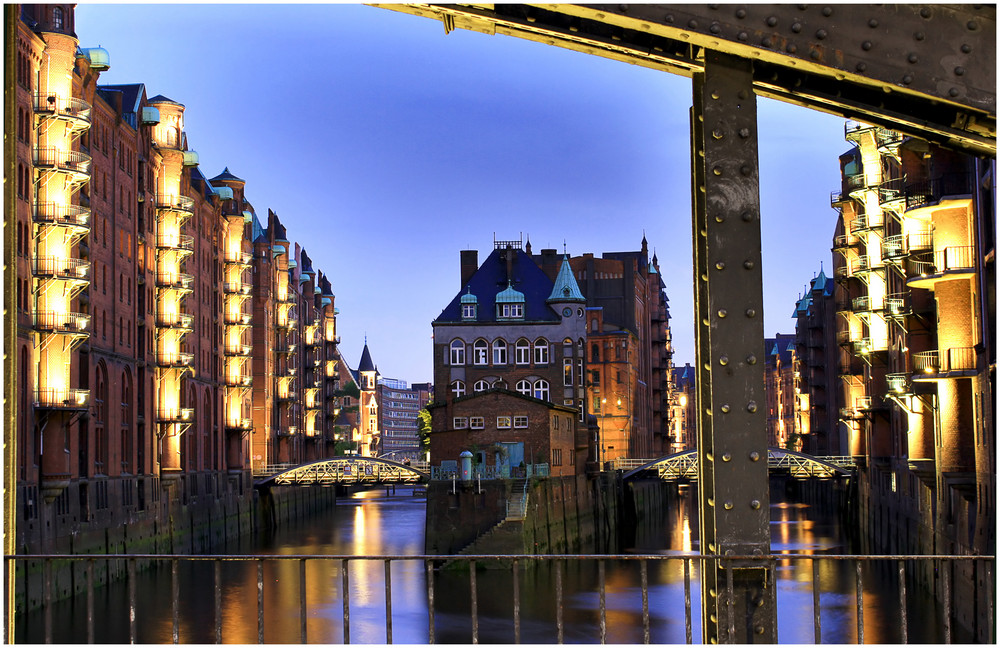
<box><xmin>747</xmin><ymin>401</ymin><xmax>758</xmax><ymax>413</ymax></box>
<box><xmin>665</xmin><ymin>13</ymin><xmax>674</xmax><ymax>23</ymax></box>
<box><xmin>743</xmin><ymin>260</ymin><xmax>755</xmax><ymax>270</ymax></box>
<box><xmin>902</xmin><ymin>75</ymin><xmax>913</xmax><ymax>85</ymax></box>
<box><xmin>710</xmin><ymin>23</ymin><xmax>721</xmax><ymax>34</ymax></box>
<box><xmin>714</xmin><ymin>214</ymin><xmax>725</xmax><ymax>223</ymax></box>
<box><xmin>724</xmin><ymin>501</ymin><xmax>734</xmax><ymax>510</ymax></box>
<box><xmin>741</xmin><ymin>211</ymin><xmax>754</xmax><ymax>222</ymax></box>
<box><xmin>791</xmin><ymin>22</ymin><xmax>802</xmax><ymax>33</ymax></box>
<box><xmin>712</xmin><ymin>166</ymin><xmax>723</xmax><ymax>176</ymax></box>
<box><xmin>746</xmin><ymin>354</ymin><xmax>757</xmax><ymax>364</ymax></box>
<box><xmin>735</xmin><ymin>8</ymin><xmax>746</xmax><ymax>19</ymax></box>
<box><xmin>702</xmin><ymin>318</ymin><xmax>710</xmax><ymax>326</ymax></box>
<box><xmin>861</xmin><ymin>41</ymin><xmax>872</xmax><ymax>51</ymax></box>
<box><xmin>908</xmin><ymin>53</ymin><xmax>918</xmax><ymax>64</ymax></box>
<box><xmin>709</xmin><ymin>587</ymin><xmax>717</xmax><ymax>598</ymax></box>
<box><xmin>712</xmin><ymin>128</ymin><xmax>724</xmax><ymax>139</ymax></box>
<box><xmin>949</xmin><ymin>88</ymin><xmax>960</xmax><ymax>97</ymax></box>
<box><xmin>786</xmin><ymin>43</ymin><xmax>798</xmax><ymax>54</ymax></box>
<box><xmin>719</xmin><ymin>356</ymin><xmax>729</xmax><ymax>366</ymax></box>
<box><xmin>822</xmin><ymin>6</ymin><xmax>833</xmax><ymax>17</ymax></box>
<box><xmin>750</xmin><ymin>499</ymin><xmax>761</xmax><ymax>509</ymax></box>
<box><xmin>868</xmin><ymin>18</ymin><xmax>878</xmax><ymax>28</ymax></box>
<box><xmin>967</xmin><ymin>20</ymin><xmax>978</xmax><ymax>31</ymax></box>
<box><xmin>753</xmin><ymin>548</ymin><xmax>763</xmax><ymax>556</ymax></box>
<box><xmin>720</xmin><ymin>404</ymin><xmax>730</xmax><ymax>413</ymax></box>
<box><xmin>739</xmin><ymin>127</ymin><xmax>750</xmax><ymax>138</ymax></box>
<box><xmin>919</xmin><ymin>7</ymin><xmax>931</xmax><ymax>18</ymax></box>
<box><xmin>766</xmin><ymin>16</ymin><xmax>777</xmax><ymax>27</ymax></box>
<box><xmin>961</xmin><ymin>44</ymin><xmax>971</xmax><ymax>53</ymax></box>
<box><xmin>710</xmin><ymin>91</ymin><xmax>720</xmax><ymax>100</ymax></box>
<box><xmin>762</xmin><ymin>37</ymin><xmax>773</xmax><ymax>47</ymax></box>
<box><xmin>914</xmin><ymin>31</ymin><xmax>925</xmax><ymax>41</ymax></box>
<box><xmin>741</xmin><ymin>165</ymin><xmax>752</xmax><ymax>176</ymax></box>
<box><xmin>738</xmin><ymin>89</ymin><xmax>749</xmax><ymax>100</ymax></box>
<box><xmin>688</xmin><ymin>19</ymin><xmax>699</xmax><ymax>28</ymax></box>
<box><xmin>756</xmin><ymin>626</ymin><xmax>766</xmax><ymax>635</ymax></box>
<box><xmin>706</xmin><ymin>452</ymin><xmax>714</xmax><ymax>461</ymax></box>
<box><xmin>715</xmin><ymin>261</ymin><xmax>726</xmax><ymax>270</ymax></box>
<box><xmin>954</xmin><ymin>67</ymin><xmax>966</xmax><ymax>76</ymax></box>
<box><xmin>745</xmin><ymin>308</ymin><xmax>756</xmax><ymax>318</ymax></box>
<box><xmin>619</xmin><ymin>4</ymin><xmax>629</xmax><ymax>12</ymax></box>
<box><xmin>815</xmin><ymin>28</ymin><xmax>827</xmax><ymax>39</ymax></box>
<box><xmin>708</xmin><ymin>498</ymin><xmax>715</xmax><ymax>507</ymax></box>
<box><xmin>796</xmin><ymin>4</ymin><xmax>807</xmax><ymax>10</ymax></box>
<box><xmin>725</xmin><ymin>549</ymin><xmax>734</xmax><ymax>557</ymax></box>
<box><xmin>856</xmin><ymin>62</ymin><xmax>867</xmax><ymax>72</ymax></box>
<box><xmin>738</xmin><ymin>31</ymin><xmax>748</xmax><ymax>41</ymax></box>
<box><xmin>810</xmin><ymin>50</ymin><xmax>821</xmax><ymax>60</ymax></box>
<box><xmin>710</xmin><ymin>614</ymin><xmax>718</xmax><ymax>624</ymax></box>
<box><xmin>749</xmin><ymin>451</ymin><xmax>761</xmax><ymax>461</ymax></box>
<box><xmin>717</xmin><ymin>309</ymin><xmax>727</xmax><ymax>318</ymax></box>
<box><xmin>722</xmin><ymin>452</ymin><xmax>731</xmax><ymax>462</ymax></box>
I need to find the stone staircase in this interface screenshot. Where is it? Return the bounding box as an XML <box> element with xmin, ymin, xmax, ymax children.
<box><xmin>449</xmin><ymin>480</ymin><xmax>530</xmax><ymax>559</ymax></box>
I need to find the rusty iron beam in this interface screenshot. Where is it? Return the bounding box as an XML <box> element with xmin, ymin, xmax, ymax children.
<box><xmin>375</xmin><ymin>4</ymin><xmax>996</xmax><ymax>155</ymax></box>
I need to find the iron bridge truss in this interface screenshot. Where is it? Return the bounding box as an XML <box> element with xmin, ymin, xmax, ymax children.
<box><xmin>624</xmin><ymin>447</ymin><xmax>853</xmax><ymax>481</ymax></box>
<box><xmin>256</xmin><ymin>456</ymin><xmax>429</xmax><ymax>487</ymax></box>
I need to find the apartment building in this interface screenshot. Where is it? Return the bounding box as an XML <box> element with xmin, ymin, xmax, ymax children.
<box><xmin>10</xmin><ymin>4</ymin><xmax>342</xmax><ymax>553</ymax></box>
<box><xmin>764</xmin><ymin>334</ymin><xmax>797</xmax><ymax>449</ymax></box>
<box><xmin>668</xmin><ymin>363</ymin><xmax>696</xmax><ymax>454</ymax></box>
<box><xmin>377</xmin><ymin>377</ymin><xmax>431</xmax><ymax>460</ymax></box>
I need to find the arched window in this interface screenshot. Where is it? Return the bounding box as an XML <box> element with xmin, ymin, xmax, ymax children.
<box><xmin>533</xmin><ymin>338</ymin><xmax>549</xmax><ymax>365</ymax></box>
<box><xmin>473</xmin><ymin>339</ymin><xmax>488</xmax><ymax>366</ymax></box>
<box><xmin>516</xmin><ymin>379</ymin><xmax>532</xmax><ymax>396</ymax></box>
<box><xmin>515</xmin><ymin>338</ymin><xmax>530</xmax><ymax>365</ymax></box>
<box><xmin>450</xmin><ymin>380</ymin><xmax>466</xmax><ymax>398</ymax></box>
<box><xmin>474</xmin><ymin>380</ymin><xmax>490</xmax><ymax>393</ymax></box>
<box><xmin>95</xmin><ymin>362</ymin><xmax>109</xmax><ymax>474</ymax></box>
<box><xmin>591</xmin><ymin>343</ymin><xmax>600</xmax><ymax>361</ymax></box>
<box><xmin>563</xmin><ymin>337</ymin><xmax>574</xmax><ymax>356</ymax></box>
<box><xmin>492</xmin><ymin>339</ymin><xmax>507</xmax><ymax>365</ymax></box>
<box><xmin>121</xmin><ymin>370</ymin><xmax>133</xmax><ymax>473</ymax></box>
<box><xmin>449</xmin><ymin>339</ymin><xmax>465</xmax><ymax>365</ymax></box>
<box><xmin>533</xmin><ymin>379</ymin><xmax>550</xmax><ymax>402</ymax></box>
<box><xmin>493</xmin><ymin>379</ymin><xmax>507</xmax><ymax>390</ymax></box>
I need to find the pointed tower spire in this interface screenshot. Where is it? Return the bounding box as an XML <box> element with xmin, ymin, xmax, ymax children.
<box><xmin>547</xmin><ymin>256</ymin><xmax>586</xmax><ymax>304</ymax></box>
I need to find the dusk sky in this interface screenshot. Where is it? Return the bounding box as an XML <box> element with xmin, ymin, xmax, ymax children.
<box><xmin>76</xmin><ymin>4</ymin><xmax>850</xmax><ymax>383</ymax></box>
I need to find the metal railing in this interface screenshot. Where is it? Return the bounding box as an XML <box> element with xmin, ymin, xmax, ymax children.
<box><xmin>33</xmin><ymin>202</ymin><xmax>90</xmax><ymax>227</ymax></box>
<box><xmin>7</xmin><ymin>553</ymin><xmax>992</xmax><ymax>644</ymax></box>
<box><xmin>913</xmin><ymin>347</ymin><xmax>977</xmax><ymax>375</ymax></box>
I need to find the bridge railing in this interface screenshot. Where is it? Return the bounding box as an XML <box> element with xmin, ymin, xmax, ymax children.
<box><xmin>7</xmin><ymin>553</ymin><xmax>993</xmax><ymax>644</ymax></box>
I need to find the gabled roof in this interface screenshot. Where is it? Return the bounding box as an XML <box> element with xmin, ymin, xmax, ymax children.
<box><xmin>547</xmin><ymin>256</ymin><xmax>586</xmax><ymax>303</ymax></box>
<box><xmin>435</xmin><ymin>247</ymin><xmax>560</xmax><ymax>324</ymax></box>
<box><xmin>146</xmin><ymin>94</ymin><xmax>183</xmax><ymax>107</ymax></box>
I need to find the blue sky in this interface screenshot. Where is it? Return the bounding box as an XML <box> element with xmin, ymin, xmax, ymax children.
<box><xmin>76</xmin><ymin>4</ymin><xmax>850</xmax><ymax>383</ymax></box>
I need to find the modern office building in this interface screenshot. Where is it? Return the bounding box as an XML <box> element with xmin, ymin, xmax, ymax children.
<box><xmin>377</xmin><ymin>377</ymin><xmax>431</xmax><ymax>460</ymax></box>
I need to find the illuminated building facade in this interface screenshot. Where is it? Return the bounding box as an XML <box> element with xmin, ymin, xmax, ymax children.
<box><xmin>668</xmin><ymin>363</ymin><xmax>696</xmax><ymax>454</ymax></box>
<box><xmin>377</xmin><ymin>378</ymin><xmax>431</xmax><ymax>460</ymax></box>
<box><xmin>830</xmin><ymin>122</ymin><xmax>994</xmax><ymax>571</ymax></box>
<box><xmin>764</xmin><ymin>334</ymin><xmax>797</xmax><ymax>449</ymax></box>
<box><xmin>11</xmin><ymin>4</ymin><xmax>342</xmax><ymax>553</ymax></box>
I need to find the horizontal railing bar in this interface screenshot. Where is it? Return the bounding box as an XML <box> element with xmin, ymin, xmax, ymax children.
<box><xmin>6</xmin><ymin>553</ymin><xmax>992</xmax><ymax>562</ymax></box>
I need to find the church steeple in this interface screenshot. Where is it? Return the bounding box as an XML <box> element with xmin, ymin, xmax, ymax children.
<box><xmin>547</xmin><ymin>256</ymin><xmax>586</xmax><ymax>305</ymax></box>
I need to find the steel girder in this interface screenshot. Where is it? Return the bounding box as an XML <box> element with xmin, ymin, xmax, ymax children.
<box><xmin>258</xmin><ymin>457</ymin><xmax>429</xmax><ymax>487</ymax></box>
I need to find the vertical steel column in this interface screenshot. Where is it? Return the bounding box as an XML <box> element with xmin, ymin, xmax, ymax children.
<box><xmin>691</xmin><ymin>49</ymin><xmax>775</xmax><ymax>643</ymax></box>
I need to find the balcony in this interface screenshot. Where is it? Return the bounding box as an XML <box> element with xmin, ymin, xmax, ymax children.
<box><xmin>156</xmin><ymin>234</ymin><xmax>195</xmax><ymax>252</ymax></box>
<box><xmin>877</xmin><ymin>177</ymin><xmax>906</xmax><ymax>211</ymax></box>
<box><xmin>155</xmin><ymin>272</ymin><xmax>194</xmax><ymax>291</ymax></box>
<box><xmin>33</xmin><ymin>310</ymin><xmax>89</xmax><ymax>334</ymax></box>
<box><xmin>853</xmin><ymin>338</ymin><xmax>883</xmax><ymax>356</ymax></box>
<box><xmin>157</xmin><ymin>351</ymin><xmax>194</xmax><ymax>368</ymax></box>
<box><xmin>34</xmin><ymin>388</ymin><xmax>89</xmax><ymax>410</ymax></box>
<box><xmin>836</xmin><ymin>330</ymin><xmax>854</xmax><ymax>346</ymax></box>
<box><xmin>224</xmin><ymin>344</ymin><xmax>252</xmax><ymax>357</ymax></box>
<box><xmin>907</xmin><ymin>246</ymin><xmax>976</xmax><ymax>288</ymax></box>
<box><xmin>156</xmin><ymin>312</ymin><xmax>194</xmax><ymax>330</ymax></box>
<box><xmin>33</xmin><ymin>256</ymin><xmax>89</xmax><ymax>281</ymax></box>
<box><xmin>155</xmin><ymin>195</ymin><xmax>195</xmax><ymax>217</ymax></box>
<box><xmin>158</xmin><ymin>407</ymin><xmax>195</xmax><ymax>423</ymax></box>
<box><xmin>833</xmin><ymin>233</ymin><xmax>859</xmax><ymax>250</ymax></box>
<box><xmin>849</xmin><ymin>213</ymin><xmax>883</xmax><ymax>234</ymax></box>
<box><xmin>276</xmin><ymin>426</ymin><xmax>298</xmax><ymax>437</ymax></box>
<box><xmin>875</xmin><ymin>128</ymin><xmax>903</xmax><ymax>160</ymax></box>
<box><xmin>223</xmin><ymin>311</ymin><xmax>252</xmax><ymax>326</ymax></box>
<box><xmin>845</xmin><ymin>120</ymin><xmax>875</xmax><ymax>141</ymax></box>
<box><xmin>845</xmin><ymin>172</ymin><xmax>870</xmax><ymax>199</ymax></box>
<box><xmin>224</xmin><ymin>374</ymin><xmax>253</xmax><ymax>388</ymax></box>
<box><xmin>224</xmin><ymin>251</ymin><xmax>253</xmax><ymax>266</ymax></box>
<box><xmin>33</xmin><ymin>147</ymin><xmax>92</xmax><ymax>179</ymax></box>
<box><xmin>33</xmin><ymin>202</ymin><xmax>90</xmax><ymax>231</ymax></box>
<box><xmin>276</xmin><ymin>391</ymin><xmax>297</xmax><ymax>402</ymax></box>
<box><xmin>884</xmin><ymin>294</ymin><xmax>910</xmax><ymax>319</ymax></box>
<box><xmin>223</xmin><ymin>281</ymin><xmax>253</xmax><ymax>296</ymax></box>
<box><xmin>886</xmin><ymin>373</ymin><xmax>910</xmax><ymax>394</ymax></box>
<box><xmin>904</xmin><ymin>173</ymin><xmax>973</xmax><ymax>211</ymax></box>
<box><xmin>912</xmin><ymin>347</ymin><xmax>978</xmax><ymax>380</ymax></box>
<box><xmin>33</xmin><ymin>93</ymin><xmax>92</xmax><ymax>128</ymax></box>
<box><xmin>225</xmin><ymin>418</ymin><xmax>253</xmax><ymax>432</ymax></box>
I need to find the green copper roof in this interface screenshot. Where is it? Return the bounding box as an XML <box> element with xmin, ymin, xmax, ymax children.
<box><xmin>547</xmin><ymin>256</ymin><xmax>586</xmax><ymax>304</ymax></box>
<box><xmin>460</xmin><ymin>287</ymin><xmax>478</xmax><ymax>304</ymax></box>
<box><xmin>495</xmin><ymin>282</ymin><xmax>525</xmax><ymax>304</ymax></box>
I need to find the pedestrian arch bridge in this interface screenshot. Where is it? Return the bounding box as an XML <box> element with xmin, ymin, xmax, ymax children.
<box><xmin>254</xmin><ymin>456</ymin><xmax>429</xmax><ymax>488</ymax></box>
<box><xmin>622</xmin><ymin>448</ymin><xmax>853</xmax><ymax>481</ymax></box>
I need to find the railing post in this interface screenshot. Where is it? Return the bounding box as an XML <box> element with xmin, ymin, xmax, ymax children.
<box><xmin>691</xmin><ymin>49</ymin><xmax>774</xmax><ymax>643</ymax></box>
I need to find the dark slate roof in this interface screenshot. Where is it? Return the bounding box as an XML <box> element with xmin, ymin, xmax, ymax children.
<box><xmin>97</xmin><ymin>83</ymin><xmax>144</xmax><ymax>128</ymax></box>
<box><xmin>451</xmin><ymin>387</ymin><xmax>577</xmax><ymax>412</ymax></box>
<box><xmin>319</xmin><ymin>275</ymin><xmax>333</xmax><ymax>295</ymax></box>
<box><xmin>147</xmin><ymin>94</ymin><xmax>183</xmax><ymax>106</ymax></box>
<box><xmin>300</xmin><ymin>249</ymin><xmax>314</xmax><ymax>274</ymax></box>
<box><xmin>272</xmin><ymin>219</ymin><xmax>288</xmax><ymax>243</ymax></box>
<box><xmin>251</xmin><ymin>213</ymin><xmax>266</xmax><ymax>243</ymax></box>
<box><xmin>189</xmin><ymin>166</ymin><xmax>215</xmax><ymax>201</ymax></box>
<box><xmin>435</xmin><ymin>247</ymin><xmax>559</xmax><ymax>324</ymax></box>
<box><xmin>358</xmin><ymin>344</ymin><xmax>376</xmax><ymax>373</ymax></box>
<box><xmin>210</xmin><ymin>167</ymin><xmax>244</xmax><ymax>183</ymax></box>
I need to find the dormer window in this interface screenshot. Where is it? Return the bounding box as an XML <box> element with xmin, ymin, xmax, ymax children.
<box><xmin>495</xmin><ymin>282</ymin><xmax>525</xmax><ymax>320</ymax></box>
<box><xmin>462</xmin><ymin>303</ymin><xmax>477</xmax><ymax>320</ymax></box>
<box><xmin>498</xmin><ymin>303</ymin><xmax>523</xmax><ymax>319</ymax></box>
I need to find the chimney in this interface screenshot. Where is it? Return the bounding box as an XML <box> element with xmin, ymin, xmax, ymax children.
<box><xmin>460</xmin><ymin>250</ymin><xmax>478</xmax><ymax>289</ymax></box>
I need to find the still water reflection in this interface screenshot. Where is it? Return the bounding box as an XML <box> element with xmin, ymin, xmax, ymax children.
<box><xmin>17</xmin><ymin>484</ymin><xmax>958</xmax><ymax>643</ymax></box>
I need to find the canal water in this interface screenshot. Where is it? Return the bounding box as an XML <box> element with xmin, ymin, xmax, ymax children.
<box><xmin>16</xmin><ymin>484</ymin><xmax>961</xmax><ymax>643</ymax></box>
